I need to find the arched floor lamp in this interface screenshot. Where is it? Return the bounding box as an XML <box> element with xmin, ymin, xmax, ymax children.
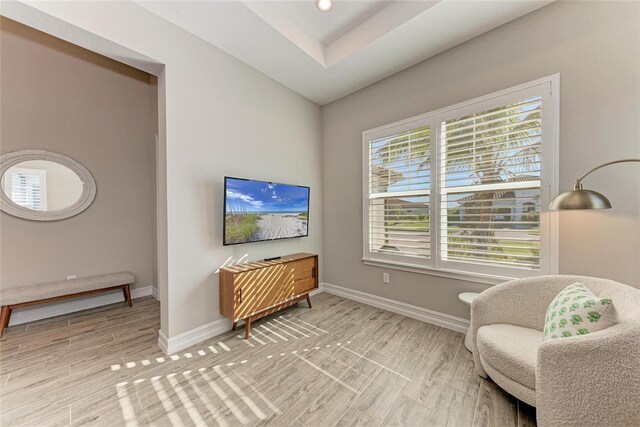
<box><xmin>549</xmin><ymin>159</ymin><xmax>640</xmax><ymax>210</ymax></box>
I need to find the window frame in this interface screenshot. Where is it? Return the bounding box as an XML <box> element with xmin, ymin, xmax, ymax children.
<box><xmin>362</xmin><ymin>75</ymin><xmax>559</xmax><ymax>283</ymax></box>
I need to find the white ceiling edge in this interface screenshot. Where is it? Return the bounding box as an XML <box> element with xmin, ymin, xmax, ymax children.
<box><xmin>325</xmin><ymin>0</ymin><xmax>440</xmax><ymax>67</ymax></box>
<box><xmin>242</xmin><ymin>1</ymin><xmax>326</xmax><ymax>67</ymax></box>
<box><xmin>244</xmin><ymin>0</ymin><xmax>441</xmax><ymax>68</ymax></box>
<box><xmin>242</xmin><ymin>1</ymin><xmax>327</xmax><ymax>67</ymax></box>
<box><xmin>136</xmin><ymin>1</ymin><xmax>554</xmax><ymax>105</ymax></box>
<box><xmin>0</xmin><ymin>0</ymin><xmax>164</xmax><ymax>76</ymax></box>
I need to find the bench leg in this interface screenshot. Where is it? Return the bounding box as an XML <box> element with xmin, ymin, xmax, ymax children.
<box><xmin>4</xmin><ymin>307</ymin><xmax>11</xmax><ymax>328</ymax></box>
<box><xmin>123</xmin><ymin>284</ymin><xmax>133</xmax><ymax>307</ymax></box>
<box><xmin>0</xmin><ymin>306</ymin><xmax>11</xmax><ymax>338</ymax></box>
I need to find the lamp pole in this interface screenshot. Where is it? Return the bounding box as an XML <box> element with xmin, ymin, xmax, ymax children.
<box><xmin>573</xmin><ymin>159</ymin><xmax>640</xmax><ymax>190</ymax></box>
<box><xmin>550</xmin><ymin>158</ymin><xmax>640</xmax><ymax>210</ymax></box>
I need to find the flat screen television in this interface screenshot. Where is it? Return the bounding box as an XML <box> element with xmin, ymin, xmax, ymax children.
<box><xmin>223</xmin><ymin>177</ymin><xmax>310</xmax><ymax>245</ymax></box>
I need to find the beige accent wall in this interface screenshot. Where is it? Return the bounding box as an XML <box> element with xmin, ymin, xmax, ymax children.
<box><xmin>0</xmin><ymin>18</ymin><xmax>156</xmax><ymax>290</ymax></box>
<box><xmin>321</xmin><ymin>1</ymin><xmax>640</xmax><ymax>320</ymax></box>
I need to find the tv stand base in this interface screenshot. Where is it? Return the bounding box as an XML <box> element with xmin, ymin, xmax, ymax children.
<box><xmin>219</xmin><ymin>253</ymin><xmax>319</xmax><ymax>339</ymax></box>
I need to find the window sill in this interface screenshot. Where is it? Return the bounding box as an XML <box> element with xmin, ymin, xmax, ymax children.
<box><xmin>361</xmin><ymin>258</ymin><xmax>515</xmax><ymax>286</ymax></box>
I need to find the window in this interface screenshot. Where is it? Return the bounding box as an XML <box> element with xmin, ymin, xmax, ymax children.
<box><xmin>522</xmin><ymin>202</ymin><xmax>536</xmax><ymax>213</ymax></box>
<box><xmin>368</xmin><ymin>127</ymin><xmax>431</xmax><ymax>260</ymax></box>
<box><xmin>2</xmin><ymin>167</ymin><xmax>47</xmax><ymax>211</ymax></box>
<box><xmin>363</xmin><ymin>76</ymin><xmax>558</xmax><ymax>281</ymax></box>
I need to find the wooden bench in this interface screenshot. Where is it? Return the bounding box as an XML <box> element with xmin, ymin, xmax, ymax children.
<box><xmin>0</xmin><ymin>272</ymin><xmax>135</xmax><ymax>337</ymax></box>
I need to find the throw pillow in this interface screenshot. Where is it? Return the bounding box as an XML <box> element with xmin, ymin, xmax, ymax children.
<box><xmin>543</xmin><ymin>282</ymin><xmax>616</xmax><ymax>340</ymax></box>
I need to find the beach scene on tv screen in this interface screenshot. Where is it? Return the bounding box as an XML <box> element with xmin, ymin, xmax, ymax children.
<box><xmin>225</xmin><ymin>178</ymin><xmax>309</xmax><ymax>244</ymax></box>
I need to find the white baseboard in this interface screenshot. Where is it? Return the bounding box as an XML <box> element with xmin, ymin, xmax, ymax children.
<box><xmin>157</xmin><ymin>282</ymin><xmax>469</xmax><ymax>355</ymax></box>
<box><xmin>157</xmin><ymin>287</ymin><xmax>325</xmax><ymax>355</ymax></box>
<box><xmin>8</xmin><ymin>285</ymin><xmax>158</xmax><ymax>326</ymax></box>
<box><xmin>321</xmin><ymin>282</ymin><xmax>470</xmax><ymax>333</ymax></box>
<box><xmin>157</xmin><ymin>329</ymin><xmax>170</xmax><ymax>355</ymax></box>
<box><xmin>158</xmin><ymin>317</ymin><xmax>231</xmax><ymax>355</ymax></box>
<box><xmin>310</xmin><ymin>285</ymin><xmax>324</xmax><ymax>296</ymax></box>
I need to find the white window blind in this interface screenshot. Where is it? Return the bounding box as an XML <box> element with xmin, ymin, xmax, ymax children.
<box><xmin>440</xmin><ymin>97</ymin><xmax>542</xmax><ymax>270</ymax></box>
<box><xmin>6</xmin><ymin>169</ymin><xmax>46</xmax><ymax>211</ymax></box>
<box><xmin>363</xmin><ymin>76</ymin><xmax>558</xmax><ymax>281</ymax></box>
<box><xmin>368</xmin><ymin>126</ymin><xmax>431</xmax><ymax>260</ymax></box>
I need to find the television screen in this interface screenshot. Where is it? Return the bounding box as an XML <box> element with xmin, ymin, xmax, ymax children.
<box><xmin>224</xmin><ymin>177</ymin><xmax>310</xmax><ymax>245</ymax></box>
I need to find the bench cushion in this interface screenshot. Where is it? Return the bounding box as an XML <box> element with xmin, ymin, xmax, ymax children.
<box><xmin>0</xmin><ymin>272</ymin><xmax>135</xmax><ymax>306</ymax></box>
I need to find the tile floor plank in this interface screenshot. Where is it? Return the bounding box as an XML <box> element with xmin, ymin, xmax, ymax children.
<box><xmin>472</xmin><ymin>378</ymin><xmax>518</xmax><ymax>427</ymax></box>
<box><xmin>0</xmin><ymin>293</ymin><xmax>534</xmax><ymax>426</ymax></box>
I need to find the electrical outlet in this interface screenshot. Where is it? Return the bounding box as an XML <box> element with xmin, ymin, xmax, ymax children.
<box><xmin>382</xmin><ymin>272</ymin><xmax>390</xmax><ymax>284</ymax></box>
<box><xmin>67</xmin><ymin>275</ymin><xmax>77</xmax><ymax>280</ymax></box>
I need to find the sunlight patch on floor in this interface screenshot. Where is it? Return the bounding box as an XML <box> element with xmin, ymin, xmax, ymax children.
<box><xmin>198</xmin><ymin>368</ymin><xmax>250</xmax><ymax>423</ymax></box>
<box><xmin>116</xmin><ymin>381</ymin><xmax>139</xmax><ymax>427</ymax></box>
<box><xmin>213</xmin><ymin>366</ymin><xmax>267</xmax><ymax>420</ymax></box>
<box><xmin>108</xmin><ymin>308</ymin><xmax>418</xmax><ymax>427</ymax></box>
<box><xmin>150</xmin><ymin>375</ymin><xmax>182</xmax><ymax>425</ymax></box>
<box><xmin>166</xmin><ymin>373</ymin><xmax>206</xmax><ymax>425</ymax></box>
<box><xmin>183</xmin><ymin>370</ymin><xmax>230</xmax><ymax>426</ymax></box>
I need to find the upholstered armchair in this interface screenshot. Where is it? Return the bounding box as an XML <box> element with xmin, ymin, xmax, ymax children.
<box><xmin>470</xmin><ymin>275</ymin><xmax>640</xmax><ymax>427</ymax></box>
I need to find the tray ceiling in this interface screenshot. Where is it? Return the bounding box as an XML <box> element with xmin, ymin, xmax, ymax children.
<box><xmin>137</xmin><ymin>0</ymin><xmax>553</xmax><ymax>105</ymax></box>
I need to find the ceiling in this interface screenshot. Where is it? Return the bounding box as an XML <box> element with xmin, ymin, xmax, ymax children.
<box><xmin>137</xmin><ymin>1</ymin><xmax>553</xmax><ymax>105</ymax></box>
<box><xmin>272</xmin><ymin>1</ymin><xmax>394</xmax><ymax>45</ymax></box>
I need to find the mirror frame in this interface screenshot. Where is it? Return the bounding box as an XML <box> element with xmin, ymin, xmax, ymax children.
<box><xmin>0</xmin><ymin>150</ymin><xmax>96</xmax><ymax>221</ymax></box>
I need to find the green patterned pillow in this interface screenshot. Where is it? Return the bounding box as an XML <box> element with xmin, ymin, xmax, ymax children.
<box><xmin>543</xmin><ymin>282</ymin><xmax>616</xmax><ymax>340</ymax></box>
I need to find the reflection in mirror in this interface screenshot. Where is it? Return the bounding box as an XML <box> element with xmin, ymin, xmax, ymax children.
<box><xmin>1</xmin><ymin>160</ymin><xmax>83</xmax><ymax>212</ymax></box>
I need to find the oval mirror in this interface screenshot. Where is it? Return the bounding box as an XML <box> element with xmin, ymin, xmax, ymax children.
<box><xmin>0</xmin><ymin>150</ymin><xmax>96</xmax><ymax>221</ymax></box>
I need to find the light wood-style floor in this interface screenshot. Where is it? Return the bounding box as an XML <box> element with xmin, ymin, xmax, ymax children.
<box><xmin>0</xmin><ymin>293</ymin><xmax>536</xmax><ymax>426</ymax></box>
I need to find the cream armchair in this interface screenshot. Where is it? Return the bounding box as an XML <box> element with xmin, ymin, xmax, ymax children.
<box><xmin>470</xmin><ymin>275</ymin><xmax>640</xmax><ymax>427</ymax></box>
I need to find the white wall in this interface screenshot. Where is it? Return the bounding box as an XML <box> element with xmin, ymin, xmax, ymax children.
<box><xmin>321</xmin><ymin>1</ymin><xmax>640</xmax><ymax>320</ymax></box>
<box><xmin>2</xmin><ymin>1</ymin><xmax>323</xmax><ymax>339</ymax></box>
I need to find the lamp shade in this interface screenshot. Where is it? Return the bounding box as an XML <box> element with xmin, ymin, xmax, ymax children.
<box><xmin>549</xmin><ymin>189</ymin><xmax>612</xmax><ymax>210</ymax></box>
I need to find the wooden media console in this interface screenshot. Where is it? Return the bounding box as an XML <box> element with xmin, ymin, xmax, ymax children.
<box><xmin>219</xmin><ymin>253</ymin><xmax>318</xmax><ymax>338</ymax></box>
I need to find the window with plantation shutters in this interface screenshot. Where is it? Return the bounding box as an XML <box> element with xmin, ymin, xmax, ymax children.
<box><xmin>363</xmin><ymin>76</ymin><xmax>558</xmax><ymax>281</ymax></box>
<box><xmin>440</xmin><ymin>97</ymin><xmax>542</xmax><ymax>271</ymax></box>
<box><xmin>367</xmin><ymin>126</ymin><xmax>431</xmax><ymax>261</ymax></box>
